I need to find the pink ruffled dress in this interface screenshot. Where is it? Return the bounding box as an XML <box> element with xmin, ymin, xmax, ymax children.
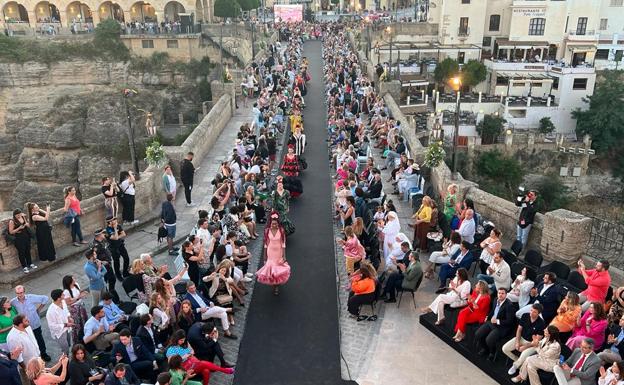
<box><xmin>256</xmin><ymin>229</ymin><xmax>291</xmax><ymax>285</ymax></box>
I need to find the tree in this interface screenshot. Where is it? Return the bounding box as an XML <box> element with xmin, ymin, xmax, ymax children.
<box><xmin>214</xmin><ymin>0</ymin><xmax>241</xmax><ymax>18</ymax></box>
<box><xmin>573</xmin><ymin>70</ymin><xmax>624</xmax><ymax>153</ymax></box>
<box><xmin>433</xmin><ymin>58</ymin><xmax>459</xmax><ymax>90</ymax></box>
<box><xmin>533</xmin><ymin>175</ymin><xmax>571</xmax><ymax>212</ymax></box>
<box><xmin>461</xmin><ymin>60</ymin><xmax>487</xmax><ymax>88</ymax></box>
<box><xmin>476</xmin><ymin>114</ymin><xmax>506</xmax><ymax>144</ymax></box>
<box><xmin>474</xmin><ymin>150</ymin><xmax>524</xmax><ymax>199</ymax></box>
<box><xmin>538</xmin><ymin>117</ymin><xmax>556</xmax><ymax>134</ymax></box>
<box><xmin>238</xmin><ymin>0</ymin><xmax>260</xmax><ymax>11</ymax></box>
<box><xmin>93</xmin><ymin>19</ymin><xmax>129</xmax><ymax>60</ymax></box>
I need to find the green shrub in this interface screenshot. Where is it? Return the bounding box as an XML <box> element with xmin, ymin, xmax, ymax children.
<box><xmin>532</xmin><ymin>174</ymin><xmax>571</xmax><ymax>212</ymax></box>
<box><xmin>474</xmin><ymin>150</ymin><xmax>524</xmax><ymax>199</ymax></box>
<box><xmin>198</xmin><ymin>79</ymin><xmax>212</xmax><ymax>102</ymax></box>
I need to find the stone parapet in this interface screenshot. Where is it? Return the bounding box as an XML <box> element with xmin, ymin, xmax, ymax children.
<box><xmin>540</xmin><ymin>209</ymin><xmax>592</xmax><ymax>264</ymax></box>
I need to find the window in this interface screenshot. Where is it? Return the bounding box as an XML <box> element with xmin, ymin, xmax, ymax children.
<box><xmin>459</xmin><ymin>17</ymin><xmax>469</xmax><ymax>35</ymax></box>
<box><xmin>496</xmin><ymin>76</ymin><xmax>508</xmax><ymax>86</ymax></box>
<box><xmin>141</xmin><ymin>40</ymin><xmax>154</xmax><ymax>49</ymax></box>
<box><xmin>552</xmin><ymin>77</ymin><xmax>559</xmax><ymax>90</ymax></box>
<box><xmin>576</xmin><ymin>17</ymin><xmax>587</xmax><ymax>35</ymax></box>
<box><xmin>599</xmin><ymin>18</ymin><xmax>608</xmax><ymax>30</ymax></box>
<box><xmin>573</xmin><ymin>78</ymin><xmax>588</xmax><ymax>90</ymax></box>
<box><xmin>462</xmin><ymin>0</ymin><xmax>470</xmax><ymax>3</ymax></box>
<box><xmin>611</xmin><ymin>0</ymin><xmax>623</xmax><ymax>6</ymax></box>
<box><xmin>529</xmin><ymin>18</ymin><xmax>546</xmax><ymax>36</ymax></box>
<box><xmin>167</xmin><ymin>40</ymin><xmax>179</xmax><ymax>49</ymax></box>
<box><xmin>458</xmin><ymin>52</ymin><xmax>465</xmax><ymax>64</ymax></box>
<box><xmin>489</xmin><ymin>15</ymin><xmax>501</xmax><ymax>31</ymax></box>
<box><xmin>482</xmin><ymin>36</ymin><xmax>492</xmax><ymax>47</ymax></box>
<box><xmin>533</xmin><ymin>82</ymin><xmax>543</xmax><ymax>88</ymax></box>
<box><xmin>595</xmin><ymin>49</ymin><xmax>610</xmax><ymax>60</ymax></box>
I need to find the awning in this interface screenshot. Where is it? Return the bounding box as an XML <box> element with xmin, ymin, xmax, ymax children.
<box><xmin>495</xmin><ymin>39</ymin><xmax>549</xmax><ymax>49</ymax></box>
<box><xmin>497</xmin><ymin>71</ymin><xmax>554</xmax><ymax>81</ymax></box>
<box><xmin>568</xmin><ymin>45</ymin><xmax>596</xmax><ymax>52</ymax></box>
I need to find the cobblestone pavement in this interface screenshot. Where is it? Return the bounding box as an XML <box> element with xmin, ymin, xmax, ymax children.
<box><xmin>337</xmin><ymin>144</ymin><xmax>497</xmax><ymax>385</ymax></box>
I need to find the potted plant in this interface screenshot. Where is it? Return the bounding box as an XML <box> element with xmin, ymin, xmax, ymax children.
<box><xmin>424</xmin><ymin>141</ymin><xmax>446</xmax><ymax>168</ymax></box>
<box><xmin>144</xmin><ymin>139</ymin><xmax>168</xmax><ymax>168</ymax></box>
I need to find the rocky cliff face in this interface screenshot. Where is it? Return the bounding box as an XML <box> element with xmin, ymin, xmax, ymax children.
<box><xmin>0</xmin><ymin>60</ymin><xmax>200</xmax><ymax>210</ymax></box>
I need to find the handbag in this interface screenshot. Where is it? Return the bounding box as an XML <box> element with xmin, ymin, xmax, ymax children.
<box><xmin>216</xmin><ymin>294</ymin><xmax>233</xmax><ymax>305</ymax></box>
<box><xmin>157</xmin><ymin>224</ymin><xmax>168</xmax><ymax>243</ymax></box>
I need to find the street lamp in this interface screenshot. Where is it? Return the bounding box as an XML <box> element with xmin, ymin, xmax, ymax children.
<box><xmin>385</xmin><ymin>26</ymin><xmax>393</xmax><ymax>78</ymax></box>
<box><xmin>122</xmin><ymin>88</ymin><xmax>141</xmax><ymax>177</ymax></box>
<box><xmin>450</xmin><ymin>76</ymin><xmax>462</xmax><ymax>179</ymax></box>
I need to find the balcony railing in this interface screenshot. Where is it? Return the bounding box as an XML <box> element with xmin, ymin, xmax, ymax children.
<box><xmin>567</xmin><ymin>29</ymin><xmax>597</xmax><ymax>37</ymax></box>
<box><xmin>458</xmin><ymin>27</ymin><xmax>470</xmax><ymax>37</ymax></box>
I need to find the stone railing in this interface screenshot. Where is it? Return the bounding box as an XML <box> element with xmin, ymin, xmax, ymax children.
<box><xmin>0</xmin><ymin>88</ymin><xmax>235</xmax><ymax>272</ymax></box>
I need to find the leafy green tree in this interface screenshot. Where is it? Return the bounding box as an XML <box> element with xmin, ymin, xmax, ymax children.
<box><xmin>433</xmin><ymin>58</ymin><xmax>459</xmax><ymax>90</ymax></box>
<box><xmin>461</xmin><ymin>60</ymin><xmax>487</xmax><ymax>88</ymax></box>
<box><xmin>533</xmin><ymin>175</ymin><xmax>571</xmax><ymax>212</ymax></box>
<box><xmin>238</xmin><ymin>0</ymin><xmax>260</xmax><ymax>11</ymax></box>
<box><xmin>474</xmin><ymin>150</ymin><xmax>524</xmax><ymax>199</ymax></box>
<box><xmin>476</xmin><ymin>114</ymin><xmax>506</xmax><ymax>144</ymax></box>
<box><xmin>538</xmin><ymin>117</ymin><xmax>556</xmax><ymax>134</ymax></box>
<box><xmin>93</xmin><ymin>19</ymin><xmax>130</xmax><ymax>60</ymax></box>
<box><xmin>214</xmin><ymin>0</ymin><xmax>241</xmax><ymax>18</ymax></box>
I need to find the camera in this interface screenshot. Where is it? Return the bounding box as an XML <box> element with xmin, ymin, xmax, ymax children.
<box><xmin>516</xmin><ymin>186</ymin><xmax>526</xmax><ymax>205</ymax></box>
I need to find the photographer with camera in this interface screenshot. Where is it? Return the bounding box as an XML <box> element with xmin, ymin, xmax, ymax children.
<box><xmin>515</xmin><ymin>188</ymin><xmax>538</xmax><ymax>249</ymax></box>
<box><xmin>105</xmin><ymin>217</ymin><xmax>130</xmax><ymax>282</ymax></box>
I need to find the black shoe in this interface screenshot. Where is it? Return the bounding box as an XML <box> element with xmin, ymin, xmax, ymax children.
<box><xmin>435</xmin><ymin>287</ymin><xmax>447</xmax><ymax>294</ymax></box>
<box><xmin>222</xmin><ymin>362</ymin><xmax>236</xmax><ymax>368</ymax></box>
<box><xmin>477</xmin><ymin>349</ymin><xmax>488</xmax><ymax>357</ymax></box>
<box><xmin>41</xmin><ymin>353</ymin><xmax>52</xmax><ymax>362</ymax></box>
<box><xmin>116</xmin><ymin>275</ymin><xmax>124</xmax><ymax>282</ymax></box>
<box><xmin>384</xmin><ymin>298</ymin><xmax>396</xmax><ymax>303</ymax></box>
<box><xmin>487</xmin><ymin>353</ymin><xmax>496</xmax><ymax>361</ymax></box>
<box><xmin>224</xmin><ymin>333</ymin><xmax>238</xmax><ymax>340</ymax></box>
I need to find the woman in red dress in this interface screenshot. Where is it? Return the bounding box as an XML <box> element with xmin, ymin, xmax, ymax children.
<box><xmin>280</xmin><ymin>145</ymin><xmax>303</xmax><ymax>198</ymax></box>
<box><xmin>453</xmin><ymin>280</ymin><xmax>491</xmax><ymax>342</ymax></box>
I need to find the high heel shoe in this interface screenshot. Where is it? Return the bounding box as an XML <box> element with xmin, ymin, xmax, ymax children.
<box><xmin>435</xmin><ymin>318</ymin><xmax>445</xmax><ymax>326</ymax></box>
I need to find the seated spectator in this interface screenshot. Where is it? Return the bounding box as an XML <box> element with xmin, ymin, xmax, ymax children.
<box><xmin>516</xmin><ymin>272</ymin><xmax>560</xmax><ymax>323</ymax></box>
<box><xmin>26</xmin><ymin>355</ymin><xmax>68</xmax><ymax>385</ymax></box>
<box><xmin>457</xmin><ymin>209</ymin><xmax>476</xmax><ymax>244</ymax></box>
<box><xmin>165</xmin><ymin>330</ymin><xmax>234</xmax><ymax>385</ymax></box>
<box><xmin>598</xmin><ymin>314</ymin><xmax>624</xmax><ymax>364</ymax></box>
<box><xmin>83</xmin><ymin>305</ymin><xmax>120</xmax><ymax>351</ymax></box>
<box><xmin>507</xmin><ymin>266</ymin><xmax>535</xmax><ymax>309</ymax></box>
<box><xmin>157</xmin><ymin>372</ymin><xmax>172</xmax><ymax>385</ymax></box>
<box><xmin>566</xmin><ymin>302</ymin><xmax>608</xmax><ymax>351</ymax></box>
<box><xmin>475</xmin><ymin>288</ymin><xmax>517</xmax><ymax>360</ymax></box>
<box><xmin>476</xmin><ymin>252</ymin><xmax>511</xmax><ymax>292</ymax></box>
<box><xmin>422</xmin><ymin>268</ymin><xmax>471</xmax><ymax>325</ymax></box>
<box><xmin>381</xmin><ymin>246</ymin><xmax>413</xmax><ymax>303</ymax></box>
<box><xmin>510</xmin><ymin>325</ymin><xmax>561</xmax><ymax>384</ymax></box>
<box><xmin>105</xmin><ymin>363</ymin><xmax>140</xmax><ymax>385</ymax></box>
<box><xmin>453</xmin><ymin>280</ymin><xmax>491</xmax><ymax>342</ymax></box>
<box><xmin>0</xmin><ymin>297</ymin><xmax>17</xmax><ymax>351</ymax></box>
<box><xmin>504</xmin><ymin>303</ymin><xmax>546</xmax><ymax>376</ymax></box>
<box><xmin>347</xmin><ymin>262</ymin><xmax>377</xmax><ymax>320</ymax></box>
<box><xmin>183</xmin><ymin>282</ymin><xmax>236</xmax><ymax>339</ymax></box>
<box><xmin>553</xmin><ymin>338</ymin><xmax>601</xmax><ymax>385</ymax></box>
<box><xmin>436</xmin><ymin>241</ymin><xmax>473</xmax><ymax>293</ymax></box>
<box><xmin>598</xmin><ymin>361</ymin><xmax>624</xmax><ymax>385</ymax></box>
<box><xmin>478</xmin><ymin>228</ymin><xmax>502</xmax><ymax>274</ymax></box>
<box><xmin>187</xmin><ymin>322</ymin><xmax>234</xmax><ymax>368</ymax></box>
<box><xmin>68</xmin><ymin>344</ymin><xmax>106</xmax><ymax>385</ymax></box>
<box><xmin>168</xmin><ymin>354</ymin><xmax>202</xmax><ymax>385</ymax></box>
<box><xmin>578</xmin><ymin>259</ymin><xmax>611</xmax><ymax>312</ymax></box>
<box><xmin>424</xmin><ymin>231</ymin><xmax>461</xmax><ymax>279</ymax></box>
<box><xmin>111</xmin><ymin>329</ymin><xmax>157</xmax><ymax>382</ymax></box>
<box><xmin>0</xmin><ymin>347</ymin><xmax>22</xmax><ymax>385</ymax></box>
<box><xmin>607</xmin><ymin>286</ymin><xmax>624</xmax><ymax>326</ymax></box>
<box><xmin>550</xmin><ymin>291</ymin><xmax>582</xmax><ymax>334</ymax></box>
<box><xmin>177</xmin><ymin>300</ymin><xmax>195</xmax><ymax>334</ymax></box>
<box><xmin>149</xmin><ymin>293</ymin><xmax>172</xmax><ymax>345</ymax></box>
<box><xmin>100</xmin><ymin>291</ymin><xmax>128</xmax><ymax>331</ymax></box>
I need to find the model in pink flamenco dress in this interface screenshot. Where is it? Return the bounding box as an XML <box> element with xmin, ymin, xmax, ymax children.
<box><xmin>256</xmin><ymin>211</ymin><xmax>291</xmax><ymax>295</ymax></box>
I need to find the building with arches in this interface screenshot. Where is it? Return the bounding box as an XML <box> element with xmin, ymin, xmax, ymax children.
<box><xmin>1</xmin><ymin>0</ymin><xmax>214</xmax><ymax>30</ymax></box>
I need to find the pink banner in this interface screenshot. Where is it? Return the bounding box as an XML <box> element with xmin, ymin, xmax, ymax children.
<box><xmin>274</xmin><ymin>4</ymin><xmax>303</xmax><ymax>22</ymax></box>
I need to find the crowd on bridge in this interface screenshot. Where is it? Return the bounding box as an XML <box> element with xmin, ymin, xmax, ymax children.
<box><xmin>0</xmin><ymin>21</ymin><xmax>315</xmax><ymax>385</ymax></box>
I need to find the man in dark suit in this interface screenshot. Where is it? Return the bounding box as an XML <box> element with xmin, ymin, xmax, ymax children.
<box><xmin>187</xmin><ymin>321</ymin><xmax>234</xmax><ymax>368</ymax></box>
<box><xmin>111</xmin><ymin>329</ymin><xmax>157</xmax><ymax>382</ymax></box>
<box><xmin>363</xmin><ymin>169</ymin><xmax>383</xmax><ymax>199</ymax></box>
<box><xmin>598</xmin><ymin>314</ymin><xmax>624</xmax><ymax>364</ymax></box>
<box><xmin>553</xmin><ymin>338</ymin><xmax>601</xmax><ymax>385</ymax></box>
<box><xmin>475</xmin><ymin>288</ymin><xmax>517</xmax><ymax>360</ymax></box>
<box><xmin>183</xmin><ymin>282</ymin><xmax>237</xmax><ymax>339</ymax></box>
<box><xmin>515</xmin><ymin>272</ymin><xmax>560</xmax><ymax>323</ymax></box>
<box><xmin>135</xmin><ymin>314</ymin><xmax>166</xmax><ymax>369</ymax></box>
<box><xmin>436</xmin><ymin>241</ymin><xmax>473</xmax><ymax>292</ymax></box>
<box><xmin>105</xmin><ymin>363</ymin><xmax>140</xmax><ymax>385</ymax></box>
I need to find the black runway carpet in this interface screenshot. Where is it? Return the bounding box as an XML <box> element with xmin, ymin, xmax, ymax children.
<box><xmin>233</xmin><ymin>41</ymin><xmax>358</xmax><ymax>385</ymax></box>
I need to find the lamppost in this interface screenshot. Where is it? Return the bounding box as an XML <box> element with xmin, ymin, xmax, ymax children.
<box><xmin>219</xmin><ymin>21</ymin><xmax>224</xmax><ymax>81</ymax></box>
<box><xmin>122</xmin><ymin>88</ymin><xmax>140</xmax><ymax>177</ymax></box>
<box><xmin>450</xmin><ymin>76</ymin><xmax>462</xmax><ymax>179</ymax></box>
<box><xmin>385</xmin><ymin>26</ymin><xmax>393</xmax><ymax>77</ymax></box>
<box><xmin>251</xmin><ymin>20</ymin><xmax>256</xmax><ymax>59</ymax></box>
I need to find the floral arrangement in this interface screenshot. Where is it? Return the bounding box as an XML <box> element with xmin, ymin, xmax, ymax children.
<box><xmin>424</xmin><ymin>141</ymin><xmax>446</xmax><ymax>168</ymax></box>
<box><xmin>223</xmin><ymin>66</ymin><xmax>233</xmax><ymax>83</ymax></box>
<box><xmin>144</xmin><ymin>139</ymin><xmax>167</xmax><ymax>168</ymax></box>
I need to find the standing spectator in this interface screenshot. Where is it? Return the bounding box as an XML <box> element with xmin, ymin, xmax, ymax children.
<box><xmin>578</xmin><ymin>258</ymin><xmax>611</xmax><ymax>312</ymax></box>
<box><xmin>8</xmin><ymin>208</ymin><xmax>36</xmax><ymax>273</ymax></box>
<box><xmin>515</xmin><ymin>189</ymin><xmax>537</xmax><ymax>248</ymax></box>
<box><xmin>0</xmin><ymin>297</ymin><xmax>17</xmax><ymax>351</ymax></box>
<box><xmin>91</xmin><ymin>229</ymin><xmax>119</xmax><ymax>301</ymax></box>
<box><xmin>26</xmin><ymin>354</ymin><xmax>69</xmax><ymax>385</ymax></box>
<box><xmin>180</xmin><ymin>152</ymin><xmax>197</xmax><ymax>207</ymax></box>
<box><xmin>45</xmin><ymin>289</ymin><xmax>73</xmax><ymax>355</ymax></box>
<box><xmin>61</xmin><ymin>275</ymin><xmax>89</xmax><ymax>345</ymax></box>
<box><xmin>162</xmin><ymin>165</ymin><xmax>177</xmax><ymax>201</ymax></box>
<box><xmin>6</xmin><ymin>315</ymin><xmax>40</xmax><ymax>365</ymax></box>
<box><xmin>119</xmin><ymin>170</ymin><xmax>139</xmax><ymax>225</ymax></box>
<box><xmin>553</xmin><ymin>338</ymin><xmax>601</xmax><ymax>385</ymax></box>
<box><xmin>161</xmin><ymin>193</ymin><xmax>178</xmax><ymax>256</ymax></box>
<box><xmin>106</xmin><ymin>217</ymin><xmax>130</xmax><ymax>281</ymax></box>
<box><xmin>27</xmin><ymin>202</ymin><xmax>56</xmax><ymax>262</ymax></box>
<box><xmin>63</xmin><ymin>186</ymin><xmax>87</xmax><ymax>246</ymax></box>
<box><xmin>83</xmin><ymin>306</ymin><xmax>120</xmax><ymax>351</ymax></box>
<box><xmin>0</xmin><ymin>347</ymin><xmax>21</xmax><ymax>385</ymax></box>
<box><xmin>10</xmin><ymin>287</ymin><xmax>50</xmax><ymax>361</ymax></box>
<box><xmin>101</xmin><ymin>177</ymin><xmax>119</xmax><ymax>219</ymax></box>
<box><xmin>84</xmin><ymin>248</ymin><xmax>107</xmax><ymax>306</ymax></box>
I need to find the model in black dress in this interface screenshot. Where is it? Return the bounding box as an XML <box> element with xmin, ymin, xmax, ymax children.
<box><xmin>28</xmin><ymin>202</ymin><xmax>56</xmax><ymax>262</ymax></box>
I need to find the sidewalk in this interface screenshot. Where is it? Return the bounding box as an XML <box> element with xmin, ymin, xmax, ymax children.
<box><xmin>0</xmin><ymin>107</ymin><xmax>255</xmax><ymax>370</ymax></box>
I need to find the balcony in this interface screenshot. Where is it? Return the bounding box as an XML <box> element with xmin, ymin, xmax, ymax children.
<box><xmin>566</xmin><ymin>29</ymin><xmax>599</xmax><ymax>41</ymax></box>
<box><xmin>458</xmin><ymin>27</ymin><xmax>470</xmax><ymax>38</ymax></box>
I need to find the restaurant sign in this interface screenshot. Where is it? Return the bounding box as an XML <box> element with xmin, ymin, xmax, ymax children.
<box><xmin>513</xmin><ymin>8</ymin><xmax>546</xmax><ymax>17</ymax></box>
